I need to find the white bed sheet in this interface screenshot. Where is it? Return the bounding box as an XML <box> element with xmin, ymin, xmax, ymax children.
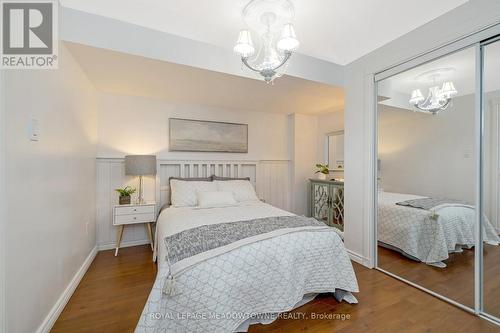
<box><xmin>137</xmin><ymin>201</ymin><xmax>359</xmax><ymax>333</ymax></box>
<box><xmin>378</xmin><ymin>191</ymin><xmax>500</xmax><ymax>265</ymax></box>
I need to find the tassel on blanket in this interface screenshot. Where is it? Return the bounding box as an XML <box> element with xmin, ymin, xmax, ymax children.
<box><xmin>429</xmin><ymin>210</ymin><xmax>439</xmax><ymax>221</ymax></box>
<box><xmin>162</xmin><ymin>274</ymin><xmax>179</xmax><ymax>296</ymax></box>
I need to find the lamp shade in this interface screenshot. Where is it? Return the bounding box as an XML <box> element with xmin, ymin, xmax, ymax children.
<box><xmin>277</xmin><ymin>23</ymin><xmax>299</xmax><ymax>51</ymax></box>
<box><xmin>409</xmin><ymin>89</ymin><xmax>424</xmax><ymax>105</ymax></box>
<box><xmin>440</xmin><ymin>81</ymin><xmax>457</xmax><ymax>99</ymax></box>
<box><xmin>125</xmin><ymin>155</ymin><xmax>157</xmax><ymax>176</ymax></box>
<box><xmin>233</xmin><ymin>29</ymin><xmax>255</xmax><ymax>57</ymax></box>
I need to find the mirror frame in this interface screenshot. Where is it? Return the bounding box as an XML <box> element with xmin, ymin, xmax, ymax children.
<box><xmin>325</xmin><ymin>130</ymin><xmax>345</xmax><ymax>171</ymax></box>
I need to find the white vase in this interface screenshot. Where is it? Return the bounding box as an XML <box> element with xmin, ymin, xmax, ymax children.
<box><xmin>317</xmin><ymin>173</ymin><xmax>327</xmax><ymax>180</ymax></box>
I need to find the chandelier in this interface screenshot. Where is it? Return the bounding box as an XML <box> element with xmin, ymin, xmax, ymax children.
<box><xmin>408</xmin><ymin>68</ymin><xmax>458</xmax><ymax>114</ymax></box>
<box><xmin>233</xmin><ymin>0</ymin><xmax>299</xmax><ymax>83</ymax></box>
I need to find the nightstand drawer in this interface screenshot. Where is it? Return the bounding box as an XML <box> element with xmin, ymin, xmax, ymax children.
<box><xmin>114</xmin><ymin>213</ymin><xmax>155</xmax><ymax>225</ymax></box>
<box><xmin>115</xmin><ymin>205</ymin><xmax>155</xmax><ymax>216</ymax></box>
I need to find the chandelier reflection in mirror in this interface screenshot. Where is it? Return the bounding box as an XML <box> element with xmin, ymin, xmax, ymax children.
<box><xmin>409</xmin><ymin>68</ymin><xmax>458</xmax><ymax>115</ymax></box>
<box><xmin>233</xmin><ymin>0</ymin><xmax>299</xmax><ymax>83</ymax></box>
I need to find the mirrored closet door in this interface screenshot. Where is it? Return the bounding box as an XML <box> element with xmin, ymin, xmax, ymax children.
<box><xmin>376</xmin><ymin>46</ymin><xmax>477</xmax><ymax>309</ymax></box>
<box><xmin>481</xmin><ymin>37</ymin><xmax>500</xmax><ymax>321</ymax></box>
<box><xmin>374</xmin><ymin>30</ymin><xmax>500</xmax><ymax>323</ymax></box>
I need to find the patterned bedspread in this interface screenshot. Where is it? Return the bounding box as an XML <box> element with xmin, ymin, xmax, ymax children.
<box><xmin>379</xmin><ymin>192</ymin><xmax>500</xmax><ymax>264</ymax></box>
<box><xmin>136</xmin><ymin>203</ymin><xmax>359</xmax><ymax>333</ymax></box>
<box><xmin>163</xmin><ymin>215</ymin><xmax>330</xmax><ymax>276</ymax></box>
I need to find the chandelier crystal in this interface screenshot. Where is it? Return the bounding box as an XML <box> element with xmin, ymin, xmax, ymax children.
<box><xmin>409</xmin><ymin>81</ymin><xmax>458</xmax><ymax>114</ymax></box>
<box><xmin>234</xmin><ymin>0</ymin><xmax>299</xmax><ymax>83</ymax></box>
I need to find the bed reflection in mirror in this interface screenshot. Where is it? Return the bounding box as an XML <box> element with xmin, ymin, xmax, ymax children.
<box><xmin>376</xmin><ymin>46</ymin><xmax>500</xmax><ymax>310</ymax></box>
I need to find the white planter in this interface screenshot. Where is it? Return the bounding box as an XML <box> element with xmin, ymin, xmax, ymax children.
<box><xmin>317</xmin><ymin>173</ymin><xmax>328</xmax><ymax>180</ymax></box>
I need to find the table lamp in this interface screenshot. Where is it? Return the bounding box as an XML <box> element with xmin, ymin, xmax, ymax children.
<box><xmin>124</xmin><ymin>155</ymin><xmax>157</xmax><ymax>204</ymax></box>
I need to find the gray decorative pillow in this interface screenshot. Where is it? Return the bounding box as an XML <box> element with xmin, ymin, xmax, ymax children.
<box><xmin>211</xmin><ymin>175</ymin><xmax>251</xmax><ymax>181</ymax></box>
<box><xmin>168</xmin><ymin>177</ymin><xmax>212</xmax><ymax>204</ymax></box>
<box><xmin>169</xmin><ymin>176</ymin><xmax>212</xmax><ymax>182</ymax></box>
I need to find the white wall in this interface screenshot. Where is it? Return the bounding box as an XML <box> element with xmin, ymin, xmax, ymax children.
<box><xmin>289</xmin><ymin>114</ymin><xmax>319</xmax><ymax>216</ymax></box>
<box><xmin>97</xmin><ymin>92</ymin><xmax>290</xmax><ymax>161</ymax></box>
<box><xmin>286</xmin><ymin>112</ymin><xmax>345</xmax><ymax>217</ymax></box>
<box><xmin>344</xmin><ymin>0</ymin><xmax>500</xmax><ymax>267</ymax></box>
<box><xmin>4</xmin><ymin>44</ymin><xmax>98</xmax><ymax>333</ymax></box>
<box><xmin>96</xmin><ymin>94</ymin><xmax>345</xmax><ymax>246</ymax></box>
<box><xmin>95</xmin><ymin>92</ymin><xmax>293</xmax><ymax>248</ymax></box>
<box><xmin>378</xmin><ymin>94</ymin><xmax>475</xmax><ymax>204</ymax></box>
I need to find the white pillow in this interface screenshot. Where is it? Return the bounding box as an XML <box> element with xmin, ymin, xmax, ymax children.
<box><xmin>197</xmin><ymin>191</ymin><xmax>237</xmax><ymax>208</ymax></box>
<box><xmin>214</xmin><ymin>180</ymin><xmax>259</xmax><ymax>202</ymax></box>
<box><xmin>170</xmin><ymin>180</ymin><xmax>217</xmax><ymax>207</ymax></box>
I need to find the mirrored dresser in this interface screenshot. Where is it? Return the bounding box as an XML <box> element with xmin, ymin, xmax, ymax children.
<box><xmin>309</xmin><ymin>179</ymin><xmax>344</xmax><ymax>230</ymax></box>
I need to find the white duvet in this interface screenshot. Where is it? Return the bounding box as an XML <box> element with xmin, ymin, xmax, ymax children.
<box><xmin>378</xmin><ymin>192</ymin><xmax>500</xmax><ymax>266</ymax></box>
<box><xmin>136</xmin><ymin>201</ymin><xmax>359</xmax><ymax>333</ymax></box>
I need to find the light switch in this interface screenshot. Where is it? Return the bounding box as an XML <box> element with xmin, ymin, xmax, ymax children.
<box><xmin>29</xmin><ymin>117</ymin><xmax>39</xmax><ymax>141</ymax></box>
<box><xmin>463</xmin><ymin>146</ymin><xmax>472</xmax><ymax>159</ymax></box>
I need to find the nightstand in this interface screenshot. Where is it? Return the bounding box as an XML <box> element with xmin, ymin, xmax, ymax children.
<box><xmin>113</xmin><ymin>202</ymin><xmax>156</xmax><ymax>256</ymax></box>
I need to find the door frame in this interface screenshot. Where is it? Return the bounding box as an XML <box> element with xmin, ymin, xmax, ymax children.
<box><xmin>478</xmin><ymin>34</ymin><xmax>500</xmax><ymax>324</ymax></box>
<box><xmin>0</xmin><ymin>68</ymin><xmax>6</xmax><ymax>333</ymax></box>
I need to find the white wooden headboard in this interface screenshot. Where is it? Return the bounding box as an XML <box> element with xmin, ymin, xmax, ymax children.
<box><xmin>96</xmin><ymin>158</ymin><xmax>289</xmax><ymax>250</ymax></box>
<box><xmin>155</xmin><ymin>160</ymin><xmax>259</xmax><ymax>208</ymax></box>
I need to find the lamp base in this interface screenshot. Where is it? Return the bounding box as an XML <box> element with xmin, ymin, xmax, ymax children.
<box><xmin>138</xmin><ymin>175</ymin><xmax>144</xmax><ymax>204</ymax></box>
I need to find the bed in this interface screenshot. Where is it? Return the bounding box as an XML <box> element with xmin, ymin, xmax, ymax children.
<box><xmin>378</xmin><ymin>191</ymin><xmax>500</xmax><ymax>267</ymax></box>
<box><xmin>135</xmin><ymin>178</ymin><xmax>359</xmax><ymax>333</ymax></box>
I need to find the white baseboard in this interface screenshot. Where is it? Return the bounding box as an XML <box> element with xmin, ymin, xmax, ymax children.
<box><xmin>36</xmin><ymin>246</ymin><xmax>97</xmax><ymax>333</ymax></box>
<box><xmin>347</xmin><ymin>250</ymin><xmax>372</xmax><ymax>268</ymax></box>
<box><xmin>97</xmin><ymin>239</ymin><xmax>150</xmax><ymax>251</ymax></box>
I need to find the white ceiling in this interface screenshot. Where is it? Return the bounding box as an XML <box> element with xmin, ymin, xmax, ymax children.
<box><xmin>378</xmin><ymin>43</ymin><xmax>500</xmax><ymax>111</ymax></box>
<box><xmin>60</xmin><ymin>0</ymin><xmax>469</xmax><ymax>65</ymax></box>
<box><xmin>380</xmin><ymin>47</ymin><xmax>475</xmax><ymax>98</ymax></box>
<box><xmin>66</xmin><ymin>42</ymin><xmax>345</xmax><ymax>114</ymax></box>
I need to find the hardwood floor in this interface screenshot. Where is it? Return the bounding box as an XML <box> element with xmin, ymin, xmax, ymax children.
<box><xmin>51</xmin><ymin>245</ymin><xmax>157</xmax><ymax>333</ymax></box>
<box><xmin>484</xmin><ymin>244</ymin><xmax>500</xmax><ymax>318</ymax></box>
<box><xmin>378</xmin><ymin>245</ymin><xmax>474</xmax><ymax>308</ymax></box>
<box><xmin>378</xmin><ymin>244</ymin><xmax>500</xmax><ymax>314</ymax></box>
<box><xmin>52</xmin><ymin>245</ymin><xmax>499</xmax><ymax>333</ymax></box>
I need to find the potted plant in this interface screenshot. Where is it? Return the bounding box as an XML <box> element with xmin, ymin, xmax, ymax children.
<box><xmin>115</xmin><ymin>186</ymin><xmax>136</xmax><ymax>205</ymax></box>
<box><xmin>315</xmin><ymin>163</ymin><xmax>329</xmax><ymax>180</ymax></box>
